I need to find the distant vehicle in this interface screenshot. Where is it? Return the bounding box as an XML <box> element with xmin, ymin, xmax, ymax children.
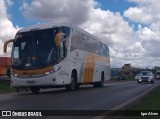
<box><xmin>156</xmin><ymin>68</ymin><xmax>160</xmax><ymax>80</ymax></box>
<box><xmin>117</xmin><ymin>73</ymin><xmax>126</xmax><ymax>80</ymax></box>
<box><xmin>135</xmin><ymin>74</ymin><xmax>140</xmax><ymax>80</ymax></box>
<box><xmin>137</xmin><ymin>71</ymin><xmax>154</xmax><ymax>84</ymax></box>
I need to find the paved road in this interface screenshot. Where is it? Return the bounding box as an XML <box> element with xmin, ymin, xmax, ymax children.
<box><xmin>0</xmin><ymin>80</ymin><xmax>160</xmax><ymax>119</ymax></box>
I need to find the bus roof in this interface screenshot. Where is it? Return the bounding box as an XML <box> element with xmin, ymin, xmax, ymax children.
<box><xmin>18</xmin><ymin>22</ymin><xmax>71</xmax><ymax>33</ymax></box>
<box><xmin>17</xmin><ymin>21</ymin><xmax>108</xmax><ymax>46</ymax></box>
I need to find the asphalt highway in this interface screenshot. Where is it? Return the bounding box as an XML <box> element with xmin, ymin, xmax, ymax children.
<box><xmin>0</xmin><ymin>80</ymin><xmax>160</xmax><ymax>119</ymax></box>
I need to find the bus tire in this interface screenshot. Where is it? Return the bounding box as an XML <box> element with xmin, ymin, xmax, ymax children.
<box><xmin>66</xmin><ymin>71</ymin><xmax>77</xmax><ymax>91</ymax></box>
<box><xmin>74</xmin><ymin>83</ymin><xmax>80</xmax><ymax>90</ymax></box>
<box><xmin>99</xmin><ymin>72</ymin><xmax>104</xmax><ymax>87</ymax></box>
<box><xmin>94</xmin><ymin>72</ymin><xmax>104</xmax><ymax>87</ymax></box>
<box><xmin>30</xmin><ymin>87</ymin><xmax>40</xmax><ymax>94</ymax></box>
<box><xmin>16</xmin><ymin>88</ymin><xmax>21</xmax><ymax>92</ymax></box>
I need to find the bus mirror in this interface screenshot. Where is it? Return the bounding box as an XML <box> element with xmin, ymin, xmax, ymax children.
<box><xmin>55</xmin><ymin>33</ymin><xmax>65</xmax><ymax>47</ymax></box>
<box><xmin>4</xmin><ymin>39</ymin><xmax>14</xmax><ymax>53</ymax></box>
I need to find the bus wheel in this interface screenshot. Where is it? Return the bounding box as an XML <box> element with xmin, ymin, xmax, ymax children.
<box><xmin>100</xmin><ymin>72</ymin><xmax>104</xmax><ymax>87</ymax></box>
<box><xmin>76</xmin><ymin>84</ymin><xmax>80</xmax><ymax>90</ymax></box>
<box><xmin>66</xmin><ymin>72</ymin><xmax>77</xmax><ymax>91</ymax></box>
<box><xmin>30</xmin><ymin>87</ymin><xmax>40</xmax><ymax>94</ymax></box>
<box><xmin>94</xmin><ymin>72</ymin><xmax>104</xmax><ymax>88</ymax></box>
<box><xmin>16</xmin><ymin>88</ymin><xmax>21</xmax><ymax>92</ymax></box>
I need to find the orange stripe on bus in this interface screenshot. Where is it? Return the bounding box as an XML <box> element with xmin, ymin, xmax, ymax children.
<box><xmin>83</xmin><ymin>53</ymin><xmax>94</xmax><ymax>83</ymax></box>
<box><xmin>12</xmin><ymin>66</ymin><xmax>54</xmax><ymax>76</ymax></box>
<box><xmin>83</xmin><ymin>53</ymin><xmax>110</xmax><ymax>83</ymax></box>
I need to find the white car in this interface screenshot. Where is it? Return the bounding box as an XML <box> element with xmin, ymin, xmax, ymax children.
<box><xmin>135</xmin><ymin>74</ymin><xmax>140</xmax><ymax>81</ymax></box>
<box><xmin>156</xmin><ymin>71</ymin><xmax>160</xmax><ymax>80</ymax></box>
<box><xmin>137</xmin><ymin>71</ymin><xmax>154</xmax><ymax>84</ymax></box>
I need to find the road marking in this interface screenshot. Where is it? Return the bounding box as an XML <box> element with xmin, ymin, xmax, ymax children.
<box><xmin>92</xmin><ymin>82</ymin><xmax>160</xmax><ymax>119</ymax></box>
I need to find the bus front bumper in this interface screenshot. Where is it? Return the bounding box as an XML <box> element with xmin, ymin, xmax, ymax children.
<box><xmin>11</xmin><ymin>74</ymin><xmax>59</xmax><ymax>87</ymax></box>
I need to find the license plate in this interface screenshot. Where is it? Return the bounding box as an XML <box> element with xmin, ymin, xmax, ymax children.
<box><xmin>27</xmin><ymin>81</ymin><xmax>35</xmax><ymax>84</ymax></box>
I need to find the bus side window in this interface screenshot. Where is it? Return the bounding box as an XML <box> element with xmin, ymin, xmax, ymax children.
<box><xmin>59</xmin><ymin>40</ymin><xmax>67</xmax><ymax>60</ymax></box>
<box><xmin>60</xmin><ymin>41</ymin><xmax>64</xmax><ymax>59</ymax></box>
<box><xmin>63</xmin><ymin>40</ymin><xmax>67</xmax><ymax>57</ymax></box>
<box><xmin>59</xmin><ymin>26</ymin><xmax>70</xmax><ymax>53</ymax></box>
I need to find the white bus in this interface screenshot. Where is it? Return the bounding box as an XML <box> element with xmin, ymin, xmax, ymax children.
<box><xmin>4</xmin><ymin>22</ymin><xmax>110</xmax><ymax>93</ymax></box>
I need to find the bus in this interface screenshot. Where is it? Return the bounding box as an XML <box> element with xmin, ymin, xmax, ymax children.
<box><xmin>4</xmin><ymin>22</ymin><xmax>110</xmax><ymax>93</ymax></box>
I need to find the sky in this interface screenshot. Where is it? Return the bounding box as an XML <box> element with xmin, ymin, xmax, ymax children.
<box><xmin>0</xmin><ymin>0</ymin><xmax>160</xmax><ymax>68</ymax></box>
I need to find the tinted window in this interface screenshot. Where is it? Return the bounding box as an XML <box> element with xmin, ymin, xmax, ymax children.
<box><xmin>141</xmin><ymin>72</ymin><xmax>152</xmax><ymax>76</ymax></box>
<box><xmin>71</xmin><ymin>30</ymin><xmax>109</xmax><ymax>57</ymax></box>
<box><xmin>12</xmin><ymin>27</ymin><xmax>70</xmax><ymax>70</ymax></box>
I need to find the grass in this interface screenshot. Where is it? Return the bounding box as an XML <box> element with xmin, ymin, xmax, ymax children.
<box><xmin>110</xmin><ymin>75</ymin><xmax>135</xmax><ymax>81</ymax></box>
<box><xmin>126</xmin><ymin>75</ymin><xmax>135</xmax><ymax>80</ymax></box>
<box><xmin>0</xmin><ymin>80</ymin><xmax>15</xmax><ymax>92</ymax></box>
<box><xmin>120</xmin><ymin>86</ymin><xmax>160</xmax><ymax>119</ymax></box>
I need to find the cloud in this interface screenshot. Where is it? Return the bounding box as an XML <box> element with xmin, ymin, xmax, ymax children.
<box><xmin>21</xmin><ymin>0</ymin><xmax>98</xmax><ymax>25</ymax></box>
<box><xmin>5</xmin><ymin>0</ymin><xmax>13</xmax><ymax>6</ymax></box>
<box><xmin>20</xmin><ymin>0</ymin><xmax>160</xmax><ymax>68</ymax></box>
<box><xmin>125</xmin><ymin>0</ymin><xmax>160</xmax><ymax>25</ymax></box>
<box><xmin>123</xmin><ymin>0</ymin><xmax>160</xmax><ymax>67</ymax></box>
<box><xmin>136</xmin><ymin>25</ymin><xmax>159</xmax><ymax>41</ymax></box>
<box><xmin>0</xmin><ymin>0</ymin><xmax>18</xmax><ymax>57</ymax></box>
<box><xmin>124</xmin><ymin>7</ymin><xmax>152</xmax><ymax>24</ymax></box>
<box><xmin>134</xmin><ymin>23</ymin><xmax>160</xmax><ymax>59</ymax></box>
<box><xmin>81</xmin><ymin>9</ymin><xmax>133</xmax><ymax>45</ymax></box>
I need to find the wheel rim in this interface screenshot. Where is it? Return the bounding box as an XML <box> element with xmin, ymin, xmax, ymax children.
<box><xmin>101</xmin><ymin>73</ymin><xmax>104</xmax><ymax>86</ymax></box>
<box><xmin>71</xmin><ymin>76</ymin><xmax>76</xmax><ymax>90</ymax></box>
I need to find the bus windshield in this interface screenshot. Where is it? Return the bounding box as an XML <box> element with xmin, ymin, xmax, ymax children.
<box><xmin>12</xmin><ymin>28</ymin><xmax>65</xmax><ymax>70</ymax></box>
<box><xmin>141</xmin><ymin>71</ymin><xmax>152</xmax><ymax>76</ymax></box>
<box><xmin>157</xmin><ymin>72</ymin><xmax>160</xmax><ymax>75</ymax></box>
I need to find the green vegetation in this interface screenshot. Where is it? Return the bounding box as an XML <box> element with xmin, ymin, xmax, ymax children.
<box><xmin>120</xmin><ymin>86</ymin><xmax>160</xmax><ymax>119</ymax></box>
<box><xmin>110</xmin><ymin>78</ymin><xmax>118</xmax><ymax>80</ymax></box>
<box><xmin>110</xmin><ymin>75</ymin><xmax>135</xmax><ymax>81</ymax></box>
<box><xmin>0</xmin><ymin>80</ymin><xmax>15</xmax><ymax>92</ymax></box>
<box><xmin>126</xmin><ymin>75</ymin><xmax>135</xmax><ymax>80</ymax></box>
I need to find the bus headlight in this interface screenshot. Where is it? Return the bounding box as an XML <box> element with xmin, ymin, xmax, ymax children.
<box><xmin>45</xmin><ymin>72</ymin><xmax>52</xmax><ymax>75</ymax></box>
<box><xmin>45</xmin><ymin>67</ymin><xmax>61</xmax><ymax>75</ymax></box>
<box><xmin>14</xmin><ymin>74</ymin><xmax>18</xmax><ymax>77</ymax></box>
